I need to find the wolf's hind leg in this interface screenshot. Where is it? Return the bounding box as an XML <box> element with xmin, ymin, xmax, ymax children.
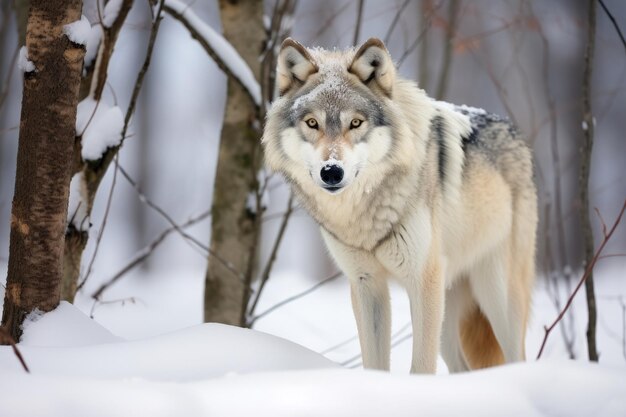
<box><xmin>468</xmin><ymin>245</ymin><xmax>524</xmax><ymax>363</ymax></box>
<box><xmin>440</xmin><ymin>279</ymin><xmax>472</xmax><ymax>373</ymax></box>
<box><xmin>350</xmin><ymin>275</ymin><xmax>391</xmax><ymax>370</ymax></box>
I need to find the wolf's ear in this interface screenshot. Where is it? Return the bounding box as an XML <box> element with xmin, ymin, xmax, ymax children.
<box><xmin>276</xmin><ymin>38</ymin><xmax>318</xmax><ymax>96</ymax></box>
<box><xmin>349</xmin><ymin>38</ymin><xmax>396</xmax><ymax>97</ymax></box>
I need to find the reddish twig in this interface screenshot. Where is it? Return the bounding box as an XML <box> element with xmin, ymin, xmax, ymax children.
<box><xmin>537</xmin><ymin>199</ymin><xmax>626</xmax><ymax>359</ymax></box>
<box><xmin>0</xmin><ymin>327</ymin><xmax>30</xmax><ymax>373</ymax></box>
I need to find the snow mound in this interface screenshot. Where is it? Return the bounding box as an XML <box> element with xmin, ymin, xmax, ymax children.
<box><xmin>1</xmin><ymin>302</ymin><xmax>336</xmax><ymax>380</ymax></box>
<box><xmin>2</xmin><ymin>293</ymin><xmax>624</xmax><ymax>416</ymax></box>
<box><xmin>0</xmin><ymin>360</ymin><xmax>624</xmax><ymax>417</ymax></box>
<box><xmin>20</xmin><ymin>301</ymin><xmax>121</xmax><ymax>347</ymax></box>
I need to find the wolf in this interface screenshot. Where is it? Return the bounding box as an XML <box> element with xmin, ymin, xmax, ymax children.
<box><xmin>262</xmin><ymin>37</ymin><xmax>537</xmax><ymax>373</ymax></box>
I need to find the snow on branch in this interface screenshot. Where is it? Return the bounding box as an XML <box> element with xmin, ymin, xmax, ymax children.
<box><xmin>163</xmin><ymin>0</ymin><xmax>262</xmax><ymax>108</ymax></box>
<box><xmin>63</xmin><ymin>15</ymin><xmax>91</xmax><ymax>46</ymax></box>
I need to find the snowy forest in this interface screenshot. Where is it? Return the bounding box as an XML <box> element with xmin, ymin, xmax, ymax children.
<box><xmin>0</xmin><ymin>0</ymin><xmax>625</xmax><ymax>415</ymax></box>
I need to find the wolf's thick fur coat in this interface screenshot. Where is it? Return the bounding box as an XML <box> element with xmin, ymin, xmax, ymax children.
<box><xmin>262</xmin><ymin>38</ymin><xmax>537</xmax><ymax>373</ymax></box>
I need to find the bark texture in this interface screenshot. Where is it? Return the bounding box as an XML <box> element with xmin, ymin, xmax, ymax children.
<box><xmin>204</xmin><ymin>0</ymin><xmax>263</xmax><ymax>326</ymax></box>
<box><xmin>1</xmin><ymin>0</ymin><xmax>84</xmax><ymax>341</ymax></box>
<box><xmin>580</xmin><ymin>0</ymin><xmax>598</xmax><ymax>362</ymax></box>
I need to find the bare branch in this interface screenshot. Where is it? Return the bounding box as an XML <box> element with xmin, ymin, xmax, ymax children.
<box><xmin>598</xmin><ymin>0</ymin><xmax>626</xmax><ymax>54</ymax></box>
<box><xmin>397</xmin><ymin>1</ymin><xmax>442</xmax><ymax>67</ymax></box>
<box><xmin>0</xmin><ymin>327</ymin><xmax>30</xmax><ymax>373</ymax></box>
<box><xmin>115</xmin><ymin>162</ymin><xmax>246</xmax><ymax>282</ymax></box>
<box><xmin>384</xmin><ymin>0</ymin><xmax>410</xmax><ymax>44</ymax></box>
<box><xmin>120</xmin><ymin>0</ymin><xmax>164</xmax><ymax>147</ymax></box>
<box><xmin>249</xmin><ymin>272</ymin><xmax>342</xmax><ymax>326</ymax></box>
<box><xmin>537</xmin><ymin>199</ymin><xmax>626</xmax><ymax>359</ymax></box>
<box><xmin>246</xmin><ymin>193</ymin><xmax>295</xmax><ymax>322</ymax></box>
<box><xmin>77</xmin><ymin>153</ymin><xmax>120</xmax><ymax>291</ymax></box>
<box><xmin>163</xmin><ymin>0</ymin><xmax>261</xmax><ymax>108</ymax></box>
<box><xmin>434</xmin><ymin>0</ymin><xmax>460</xmax><ymax>100</ymax></box>
<box><xmin>90</xmin><ymin>0</ymin><xmax>134</xmax><ymax>101</ymax></box>
<box><xmin>91</xmin><ymin>210</ymin><xmax>211</xmax><ymax>300</ymax></box>
<box><xmin>353</xmin><ymin>0</ymin><xmax>365</xmax><ymax>46</ymax></box>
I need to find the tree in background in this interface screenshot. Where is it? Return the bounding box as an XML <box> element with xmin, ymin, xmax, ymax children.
<box><xmin>1</xmin><ymin>0</ymin><xmax>85</xmax><ymax>340</ymax></box>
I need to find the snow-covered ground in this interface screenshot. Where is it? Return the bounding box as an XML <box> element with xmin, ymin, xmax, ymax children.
<box><xmin>1</xmin><ymin>258</ymin><xmax>625</xmax><ymax>416</ymax></box>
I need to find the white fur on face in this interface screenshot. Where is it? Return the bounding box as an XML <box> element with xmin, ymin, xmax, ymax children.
<box><xmin>279</xmin><ymin>125</ymin><xmax>394</xmax><ymax>194</ymax></box>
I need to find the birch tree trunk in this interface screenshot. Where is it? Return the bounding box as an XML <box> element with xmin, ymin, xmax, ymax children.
<box><xmin>1</xmin><ymin>0</ymin><xmax>84</xmax><ymax>341</ymax></box>
<box><xmin>204</xmin><ymin>0</ymin><xmax>263</xmax><ymax>326</ymax></box>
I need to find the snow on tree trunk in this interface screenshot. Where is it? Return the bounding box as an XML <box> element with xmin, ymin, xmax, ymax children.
<box><xmin>1</xmin><ymin>0</ymin><xmax>85</xmax><ymax>341</ymax></box>
<box><xmin>204</xmin><ymin>0</ymin><xmax>263</xmax><ymax>326</ymax></box>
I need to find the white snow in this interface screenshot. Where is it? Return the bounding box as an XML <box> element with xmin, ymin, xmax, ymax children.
<box><xmin>76</xmin><ymin>97</ymin><xmax>125</xmax><ymax>161</ymax></box>
<box><xmin>0</xmin><ymin>302</ymin><xmax>624</xmax><ymax>416</ymax></box>
<box><xmin>436</xmin><ymin>99</ymin><xmax>487</xmax><ymax>116</ymax></box>
<box><xmin>63</xmin><ymin>15</ymin><xmax>92</xmax><ymax>46</ymax></box>
<box><xmin>19</xmin><ymin>308</ymin><xmax>43</xmax><ymax>335</ymax></box>
<box><xmin>17</xmin><ymin>46</ymin><xmax>35</xmax><ymax>73</ymax></box>
<box><xmin>164</xmin><ymin>0</ymin><xmax>262</xmax><ymax>106</ymax></box>
<box><xmin>84</xmin><ymin>23</ymin><xmax>103</xmax><ymax>68</ymax></box>
<box><xmin>102</xmin><ymin>0</ymin><xmax>124</xmax><ymax>28</ymax></box>
<box><xmin>67</xmin><ymin>172</ymin><xmax>90</xmax><ymax>231</ymax></box>
<box><xmin>20</xmin><ymin>302</ymin><xmax>121</xmax><ymax>347</ymax></box>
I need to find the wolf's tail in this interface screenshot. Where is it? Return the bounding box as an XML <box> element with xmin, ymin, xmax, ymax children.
<box><xmin>459</xmin><ymin>306</ymin><xmax>505</xmax><ymax>369</ymax></box>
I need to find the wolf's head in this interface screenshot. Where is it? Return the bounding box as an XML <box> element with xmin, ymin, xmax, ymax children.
<box><xmin>263</xmin><ymin>38</ymin><xmax>400</xmax><ymax>195</ymax></box>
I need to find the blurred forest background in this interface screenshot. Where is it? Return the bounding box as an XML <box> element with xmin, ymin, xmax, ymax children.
<box><xmin>0</xmin><ymin>0</ymin><xmax>624</xmax><ymax>362</ymax></box>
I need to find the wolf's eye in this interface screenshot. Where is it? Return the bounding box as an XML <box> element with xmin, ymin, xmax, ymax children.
<box><xmin>350</xmin><ymin>119</ymin><xmax>363</xmax><ymax>129</ymax></box>
<box><xmin>306</xmin><ymin>118</ymin><xmax>319</xmax><ymax>129</ymax></box>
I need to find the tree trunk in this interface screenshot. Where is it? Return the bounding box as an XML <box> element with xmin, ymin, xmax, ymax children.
<box><xmin>1</xmin><ymin>0</ymin><xmax>84</xmax><ymax>341</ymax></box>
<box><xmin>204</xmin><ymin>0</ymin><xmax>263</xmax><ymax>326</ymax></box>
<box><xmin>580</xmin><ymin>0</ymin><xmax>598</xmax><ymax>362</ymax></box>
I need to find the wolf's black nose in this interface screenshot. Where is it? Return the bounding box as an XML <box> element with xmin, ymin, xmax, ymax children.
<box><xmin>320</xmin><ymin>165</ymin><xmax>344</xmax><ymax>186</ymax></box>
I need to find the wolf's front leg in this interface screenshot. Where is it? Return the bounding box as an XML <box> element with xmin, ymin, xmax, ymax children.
<box><xmin>350</xmin><ymin>274</ymin><xmax>391</xmax><ymax>370</ymax></box>
<box><xmin>405</xmin><ymin>254</ymin><xmax>445</xmax><ymax>374</ymax></box>
<box><xmin>375</xmin><ymin>206</ymin><xmax>444</xmax><ymax>374</ymax></box>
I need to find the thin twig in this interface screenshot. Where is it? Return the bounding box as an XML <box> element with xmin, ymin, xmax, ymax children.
<box><xmin>247</xmin><ymin>193</ymin><xmax>295</xmax><ymax>322</ymax></box>
<box><xmin>249</xmin><ymin>272</ymin><xmax>342</xmax><ymax>325</ymax></box>
<box><xmin>91</xmin><ymin>210</ymin><xmax>211</xmax><ymax>299</ymax></box>
<box><xmin>77</xmin><ymin>153</ymin><xmax>120</xmax><ymax>291</ymax></box>
<box><xmin>0</xmin><ymin>327</ymin><xmax>30</xmax><ymax>373</ymax></box>
<box><xmin>397</xmin><ymin>1</ymin><xmax>442</xmax><ymax>67</ymax></box>
<box><xmin>116</xmin><ymin>162</ymin><xmax>245</xmax><ymax>282</ymax></box>
<box><xmin>308</xmin><ymin>0</ymin><xmax>352</xmax><ymax>44</ymax></box>
<box><xmin>598</xmin><ymin>0</ymin><xmax>626</xmax><ymax>54</ymax></box>
<box><xmin>120</xmin><ymin>0</ymin><xmax>164</xmax><ymax>145</ymax></box>
<box><xmin>434</xmin><ymin>0</ymin><xmax>459</xmax><ymax>100</ymax></box>
<box><xmin>537</xmin><ymin>199</ymin><xmax>626</xmax><ymax>359</ymax></box>
<box><xmin>532</xmin><ymin>2</ymin><xmax>576</xmax><ymax>356</ymax></box>
<box><xmin>353</xmin><ymin>0</ymin><xmax>365</xmax><ymax>46</ymax></box>
<box><xmin>383</xmin><ymin>0</ymin><xmax>410</xmax><ymax>44</ymax></box>
<box><xmin>342</xmin><ymin>321</ymin><xmax>412</xmax><ymax>367</ymax></box>
<box><xmin>90</xmin><ymin>296</ymin><xmax>140</xmax><ymax>319</ymax></box>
